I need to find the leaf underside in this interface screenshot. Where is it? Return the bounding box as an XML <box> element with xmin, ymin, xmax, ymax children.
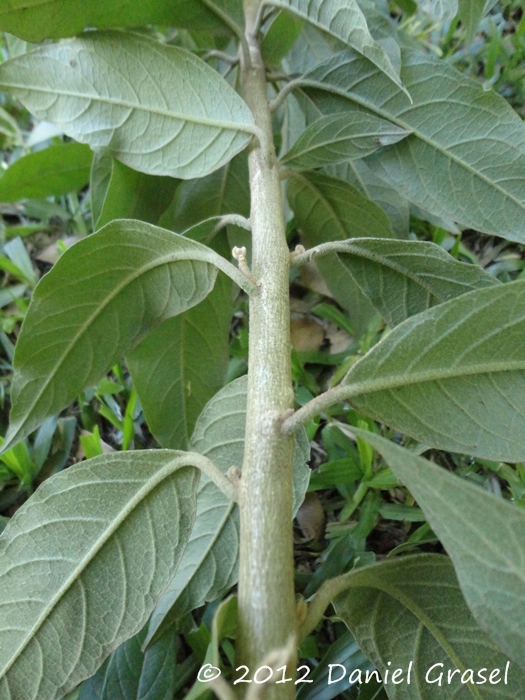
<box><xmin>0</xmin><ymin>31</ymin><xmax>254</xmax><ymax>179</ymax></box>
<box><xmin>335</xmin><ymin>554</ymin><xmax>524</xmax><ymax>699</ymax></box>
<box><xmin>0</xmin><ymin>451</ymin><xmax>199</xmax><ymax>700</ymax></box>
<box><xmin>4</xmin><ymin>219</ymin><xmax>220</xmax><ymax>453</ymax></box>
<box><xmin>330</xmin><ymin>237</ymin><xmax>499</xmax><ymax>326</ymax></box>
<box><xmin>344</xmin><ymin>280</ymin><xmax>525</xmax><ymax>460</ymax></box>
<box><xmin>352</xmin><ymin>429</ymin><xmax>525</xmax><ymax>672</ymax></box>
<box><xmin>304</xmin><ymin>48</ymin><xmax>525</xmax><ymax>242</ymax></box>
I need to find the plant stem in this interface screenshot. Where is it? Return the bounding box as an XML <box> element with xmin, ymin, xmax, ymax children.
<box><xmin>237</xmin><ymin>0</ymin><xmax>297</xmax><ymax>694</ymax></box>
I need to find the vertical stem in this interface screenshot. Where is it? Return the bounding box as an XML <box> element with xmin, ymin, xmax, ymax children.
<box><xmin>237</xmin><ymin>0</ymin><xmax>296</xmax><ymax>694</ymax></box>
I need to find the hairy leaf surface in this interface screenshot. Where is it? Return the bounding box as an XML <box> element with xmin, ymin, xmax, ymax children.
<box><xmin>0</xmin><ymin>451</ymin><xmax>199</xmax><ymax>700</ymax></box>
<box><xmin>352</xmin><ymin>429</ymin><xmax>525</xmax><ymax>672</ymax></box>
<box><xmin>0</xmin><ymin>32</ymin><xmax>255</xmax><ymax>179</ymax></box>
<box><xmin>319</xmin><ymin>238</ymin><xmax>499</xmax><ymax>326</ymax></box>
<box><xmin>303</xmin><ymin>49</ymin><xmax>525</xmax><ymax>242</ymax></box>
<box><xmin>0</xmin><ymin>0</ymin><xmax>236</xmax><ymax>43</ymax></box>
<box><xmin>268</xmin><ymin>0</ymin><xmax>408</xmax><ymax>94</ymax></box>
<box><xmin>281</xmin><ymin>112</ymin><xmax>410</xmax><ymax>169</ymax></box>
<box><xmin>334</xmin><ymin>555</ymin><xmax>522</xmax><ymax>697</ymax></box>
<box><xmin>127</xmin><ymin>234</ymin><xmax>233</xmax><ymax>450</ymax></box>
<box><xmin>3</xmin><ymin>219</ymin><xmax>230</xmax><ymax>452</ymax></box>
<box><xmin>146</xmin><ymin>376</ymin><xmax>310</xmax><ymax>645</ymax></box>
<box><xmin>343</xmin><ymin>280</ymin><xmax>525</xmax><ymax>460</ymax></box>
<box><xmin>0</xmin><ymin>142</ymin><xmax>92</xmax><ymax>201</ymax></box>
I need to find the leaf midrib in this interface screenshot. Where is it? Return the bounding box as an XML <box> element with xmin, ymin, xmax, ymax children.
<box><xmin>334</xmin><ymin>240</ymin><xmax>496</xmax><ymax>300</ymax></box>
<box><xmin>301</xmin><ymin>75</ymin><xmax>525</xmax><ymax>217</ymax></box>
<box><xmin>283</xmin><ymin>126</ymin><xmax>407</xmax><ymax>163</ymax></box>
<box><xmin>0</xmin><ymin>79</ymin><xmax>256</xmax><ymax>136</ymax></box>
<box><xmin>344</xmin><ymin>360</ymin><xmax>525</xmax><ymax>399</ymax></box>
<box><xmin>266</xmin><ymin>0</ymin><xmax>406</xmax><ymax>93</ymax></box>
<box><xmin>0</xmin><ymin>456</ymin><xmax>193</xmax><ymax>680</ymax></box>
<box><xmin>343</xmin><ymin>558</ymin><xmax>485</xmax><ymax>699</ymax></box>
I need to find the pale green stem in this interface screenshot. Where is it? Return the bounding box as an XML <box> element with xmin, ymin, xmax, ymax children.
<box><xmin>236</xmin><ymin>0</ymin><xmax>297</xmax><ymax>696</ymax></box>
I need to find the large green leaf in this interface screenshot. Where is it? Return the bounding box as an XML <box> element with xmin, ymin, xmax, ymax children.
<box><xmin>184</xmin><ymin>596</ymin><xmax>238</xmax><ymax>700</ymax></box>
<box><xmin>0</xmin><ymin>0</ymin><xmax>236</xmax><ymax>42</ymax></box>
<box><xmin>352</xmin><ymin>429</ymin><xmax>525</xmax><ymax>673</ymax></box>
<box><xmin>340</xmin><ymin>280</ymin><xmax>525</xmax><ymax>461</ymax></box>
<box><xmin>2</xmin><ymin>219</ymin><xmax>244</xmax><ymax>453</ymax></box>
<box><xmin>287</xmin><ymin>170</ymin><xmax>394</xmax><ymax>241</ymax></box>
<box><xmin>267</xmin><ymin>0</ymin><xmax>408</xmax><ymax>95</ymax></box>
<box><xmin>98</xmin><ymin>627</ymin><xmax>176</xmax><ymax>700</ymax></box>
<box><xmin>0</xmin><ymin>142</ymin><xmax>92</xmax><ymax>202</ymax></box>
<box><xmin>287</xmin><ymin>170</ymin><xmax>392</xmax><ymax>333</ymax></box>
<box><xmin>168</xmin><ymin>152</ymin><xmax>250</xmax><ymax>233</ymax></box>
<box><xmin>286</xmin><ymin>22</ymin><xmax>337</xmax><ymax>75</ymax></box>
<box><xmin>302</xmin><ymin>48</ymin><xmax>525</xmax><ymax>243</ymax></box>
<box><xmin>145</xmin><ymin>376</ymin><xmax>311</xmax><ymax>646</ymax></box>
<box><xmin>261</xmin><ymin>10</ymin><xmax>304</xmax><ymax>65</ymax></box>
<box><xmin>332</xmin><ymin>555</ymin><xmax>522</xmax><ymax>697</ymax></box>
<box><xmin>0</xmin><ymin>32</ymin><xmax>255</xmax><ymax>179</ymax></box>
<box><xmin>325</xmin><ymin>159</ymin><xmax>409</xmax><ymax>238</ymax></box>
<box><xmin>0</xmin><ymin>451</ymin><xmax>199</xmax><ymax>700</ymax></box>
<box><xmin>127</xmin><ymin>235</ymin><xmax>233</xmax><ymax>450</ymax></box>
<box><xmin>311</xmin><ymin>238</ymin><xmax>499</xmax><ymax>326</ymax></box>
<box><xmin>281</xmin><ymin>112</ymin><xmax>410</xmax><ymax>170</ymax></box>
<box><xmin>93</xmin><ymin>155</ymin><xmax>179</xmax><ymax>230</ymax></box>
<box><xmin>291</xmin><ymin>84</ymin><xmax>410</xmax><ymax>237</ymax></box>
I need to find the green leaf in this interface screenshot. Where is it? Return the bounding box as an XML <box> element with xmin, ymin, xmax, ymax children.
<box><xmin>168</xmin><ymin>153</ymin><xmax>250</xmax><ymax>233</ymax></box>
<box><xmin>325</xmin><ymin>160</ymin><xmax>409</xmax><ymax>238</ymax></box>
<box><xmin>261</xmin><ymin>10</ymin><xmax>304</xmax><ymax>65</ymax></box>
<box><xmin>303</xmin><ymin>48</ymin><xmax>525</xmax><ymax>243</ymax></box>
<box><xmin>0</xmin><ymin>143</ymin><xmax>92</xmax><ymax>202</ymax></box>
<box><xmin>90</xmin><ymin>150</ymin><xmax>114</xmax><ymax>230</ymax></box>
<box><xmin>98</xmin><ymin>627</ymin><xmax>176</xmax><ymax>700</ymax></box>
<box><xmin>296</xmin><ymin>632</ymin><xmax>374</xmax><ymax>700</ymax></box>
<box><xmin>3</xmin><ymin>219</ymin><xmax>238</xmax><ymax>453</ymax></box>
<box><xmin>145</xmin><ymin>376</ymin><xmax>311</xmax><ymax>646</ymax></box>
<box><xmin>317</xmin><ymin>237</ymin><xmax>499</xmax><ymax>326</ymax></box>
<box><xmin>94</xmin><ymin>155</ymin><xmax>179</xmax><ymax>230</ymax></box>
<box><xmin>127</xmin><ymin>236</ymin><xmax>233</xmax><ymax>450</ymax></box>
<box><xmin>287</xmin><ymin>170</ymin><xmax>392</xmax><ymax>333</ymax></box>
<box><xmin>351</xmin><ymin>430</ymin><xmax>525</xmax><ymax>673</ymax></box>
<box><xmin>287</xmin><ymin>171</ymin><xmax>394</xmax><ymax>242</ymax></box>
<box><xmin>333</xmin><ymin>554</ymin><xmax>522</xmax><ymax>697</ymax></box>
<box><xmin>267</xmin><ymin>0</ymin><xmax>409</xmax><ymax>96</ymax></box>
<box><xmin>281</xmin><ymin>112</ymin><xmax>410</xmax><ymax>170</ymax></box>
<box><xmin>341</xmin><ymin>280</ymin><xmax>525</xmax><ymax>461</ymax></box>
<box><xmin>184</xmin><ymin>596</ymin><xmax>238</xmax><ymax>700</ymax></box>
<box><xmin>0</xmin><ymin>31</ymin><xmax>255</xmax><ymax>179</ymax></box>
<box><xmin>0</xmin><ymin>0</ymin><xmax>235</xmax><ymax>42</ymax></box>
<box><xmin>458</xmin><ymin>0</ymin><xmax>495</xmax><ymax>43</ymax></box>
<box><xmin>0</xmin><ymin>451</ymin><xmax>199</xmax><ymax>699</ymax></box>
<box><xmin>286</xmin><ymin>23</ymin><xmax>336</xmax><ymax>76</ymax></box>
